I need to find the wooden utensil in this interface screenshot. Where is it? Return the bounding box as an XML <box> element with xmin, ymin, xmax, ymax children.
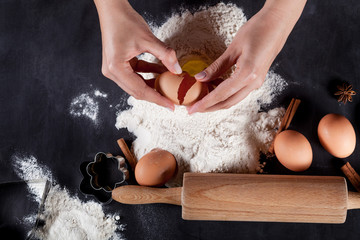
<box><xmin>112</xmin><ymin>173</ymin><xmax>360</xmax><ymax>223</ymax></box>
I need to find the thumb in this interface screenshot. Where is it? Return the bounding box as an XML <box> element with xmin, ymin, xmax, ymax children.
<box><xmin>148</xmin><ymin>38</ymin><xmax>182</xmax><ymax>75</ymax></box>
<box><xmin>194</xmin><ymin>53</ymin><xmax>235</xmax><ymax>82</ymax></box>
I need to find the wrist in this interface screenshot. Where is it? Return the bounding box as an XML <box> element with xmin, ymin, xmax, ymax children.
<box><xmin>259</xmin><ymin>3</ymin><xmax>304</xmax><ymax>35</ymax></box>
<box><xmin>262</xmin><ymin>0</ymin><xmax>306</xmax><ymax>26</ymax></box>
<box><xmin>94</xmin><ymin>0</ymin><xmax>131</xmax><ymax>15</ymax></box>
<box><xmin>94</xmin><ymin>0</ymin><xmax>129</xmax><ymax>5</ymax></box>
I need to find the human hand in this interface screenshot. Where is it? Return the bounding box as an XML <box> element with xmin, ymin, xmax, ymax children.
<box><xmin>188</xmin><ymin>0</ymin><xmax>306</xmax><ymax>113</ymax></box>
<box><xmin>94</xmin><ymin>0</ymin><xmax>182</xmax><ymax>110</ymax></box>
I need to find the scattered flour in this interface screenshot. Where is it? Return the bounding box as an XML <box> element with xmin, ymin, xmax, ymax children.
<box><xmin>94</xmin><ymin>90</ymin><xmax>108</xmax><ymax>98</ymax></box>
<box><xmin>12</xmin><ymin>154</ymin><xmax>53</xmax><ymax>203</ymax></box>
<box><xmin>12</xmin><ymin>154</ymin><xmax>125</xmax><ymax>240</ymax></box>
<box><xmin>115</xmin><ymin>3</ymin><xmax>287</xmax><ymax>186</ymax></box>
<box><xmin>69</xmin><ymin>89</ymin><xmax>108</xmax><ymax>125</ymax></box>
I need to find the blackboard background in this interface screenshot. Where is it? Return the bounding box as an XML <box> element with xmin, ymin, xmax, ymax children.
<box><xmin>1</xmin><ymin>0</ymin><xmax>360</xmax><ymax>239</ymax></box>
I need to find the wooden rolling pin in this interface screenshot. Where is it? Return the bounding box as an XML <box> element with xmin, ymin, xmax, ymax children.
<box><xmin>112</xmin><ymin>173</ymin><xmax>360</xmax><ymax>223</ymax></box>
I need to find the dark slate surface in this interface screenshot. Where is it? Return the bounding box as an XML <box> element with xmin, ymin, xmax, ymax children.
<box><xmin>1</xmin><ymin>0</ymin><xmax>360</xmax><ymax>239</ymax></box>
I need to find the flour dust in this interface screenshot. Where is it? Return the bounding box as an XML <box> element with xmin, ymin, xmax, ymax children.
<box><xmin>69</xmin><ymin>89</ymin><xmax>108</xmax><ymax>125</ymax></box>
<box><xmin>12</xmin><ymin>154</ymin><xmax>126</xmax><ymax>240</ymax></box>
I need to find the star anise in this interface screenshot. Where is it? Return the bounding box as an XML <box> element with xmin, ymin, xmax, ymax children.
<box><xmin>334</xmin><ymin>83</ymin><xmax>356</xmax><ymax>104</ymax></box>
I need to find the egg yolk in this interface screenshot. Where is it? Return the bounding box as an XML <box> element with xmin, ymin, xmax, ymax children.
<box><xmin>181</xmin><ymin>59</ymin><xmax>208</xmax><ymax>77</ymax></box>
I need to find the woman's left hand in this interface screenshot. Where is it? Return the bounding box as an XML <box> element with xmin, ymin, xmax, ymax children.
<box><xmin>188</xmin><ymin>0</ymin><xmax>306</xmax><ymax>113</ymax></box>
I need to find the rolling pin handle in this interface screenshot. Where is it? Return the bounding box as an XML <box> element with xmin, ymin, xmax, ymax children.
<box><xmin>347</xmin><ymin>191</ymin><xmax>360</xmax><ymax>210</ymax></box>
<box><xmin>112</xmin><ymin>185</ymin><xmax>182</xmax><ymax>206</ymax></box>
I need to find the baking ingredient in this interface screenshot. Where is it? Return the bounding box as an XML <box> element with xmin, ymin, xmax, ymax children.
<box><xmin>94</xmin><ymin>90</ymin><xmax>108</xmax><ymax>98</ymax></box>
<box><xmin>70</xmin><ymin>93</ymin><xmax>98</xmax><ymax>122</ymax></box>
<box><xmin>118</xmin><ymin>75</ymin><xmax>285</xmax><ymax>186</ymax></box>
<box><xmin>116</xmin><ymin>3</ymin><xmax>287</xmax><ymax>186</ymax></box>
<box><xmin>155</xmin><ymin>71</ymin><xmax>208</xmax><ymax>105</ymax></box>
<box><xmin>135</xmin><ymin>149</ymin><xmax>177</xmax><ymax>186</ymax></box>
<box><xmin>318</xmin><ymin>113</ymin><xmax>356</xmax><ymax>158</ymax></box>
<box><xmin>69</xmin><ymin>89</ymin><xmax>108</xmax><ymax>125</ymax></box>
<box><xmin>139</xmin><ymin>2</ymin><xmax>248</xmax><ymax>81</ymax></box>
<box><xmin>117</xmin><ymin>138</ymin><xmax>137</xmax><ymax>171</ymax></box>
<box><xmin>268</xmin><ymin>98</ymin><xmax>301</xmax><ymax>154</ymax></box>
<box><xmin>13</xmin><ymin>154</ymin><xmax>53</xmax><ymax>202</ymax></box>
<box><xmin>340</xmin><ymin>162</ymin><xmax>360</xmax><ymax>192</ymax></box>
<box><xmin>334</xmin><ymin>83</ymin><xmax>356</xmax><ymax>104</ymax></box>
<box><xmin>274</xmin><ymin>130</ymin><xmax>312</xmax><ymax>172</ymax></box>
<box><xmin>181</xmin><ymin>58</ymin><xmax>209</xmax><ymax>76</ymax></box>
<box><xmin>12</xmin><ymin>154</ymin><xmax>126</xmax><ymax>240</ymax></box>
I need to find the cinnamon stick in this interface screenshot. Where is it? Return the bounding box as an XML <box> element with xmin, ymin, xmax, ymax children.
<box><xmin>341</xmin><ymin>162</ymin><xmax>360</xmax><ymax>192</ymax></box>
<box><xmin>117</xmin><ymin>138</ymin><xmax>137</xmax><ymax>171</ymax></box>
<box><xmin>268</xmin><ymin>98</ymin><xmax>301</xmax><ymax>154</ymax></box>
<box><xmin>278</xmin><ymin>98</ymin><xmax>295</xmax><ymax>133</ymax></box>
<box><xmin>285</xmin><ymin>99</ymin><xmax>301</xmax><ymax>130</ymax></box>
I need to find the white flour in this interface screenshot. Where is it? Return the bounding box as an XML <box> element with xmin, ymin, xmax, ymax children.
<box><xmin>116</xmin><ymin>3</ymin><xmax>287</xmax><ymax>186</ymax></box>
<box><xmin>141</xmin><ymin>2</ymin><xmax>246</xmax><ymax>80</ymax></box>
<box><xmin>69</xmin><ymin>89</ymin><xmax>108</xmax><ymax>125</ymax></box>
<box><xmin>94</xmin><ymin>90</ymin><xmax>108</xmax><ymax>98</ymax></box>
<box><xmin>12</xmin><ymin>154</ymin><xmax>125</xmax><ymax>240</ymax></box>
<box><xmin>13</xmin><ymin>154</ymin><xmax>53</xmax><ymax>202</ymax></box>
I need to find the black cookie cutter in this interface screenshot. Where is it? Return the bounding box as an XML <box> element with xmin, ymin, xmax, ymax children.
<box><xmin>80</xmin><ymin>152</ymin><xmax>129</xmax><ymax>204</ymax></box>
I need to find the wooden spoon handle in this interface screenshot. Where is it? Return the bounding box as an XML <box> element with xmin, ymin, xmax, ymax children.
<box><xmin>112</xmin><ymin>185</ymin><xmax>182</xmax><ymax>206</ymax></box>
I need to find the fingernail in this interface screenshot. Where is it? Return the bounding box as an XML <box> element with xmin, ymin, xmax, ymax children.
<box><xmin>166</xmin><ymin>103</ymin><xmax>175</xmax><ymax>111</ymax></box>
<box><xmin>186</xmin><ymin>106</ymin><xmax>191</xmax><ymax>113</ymax></box>
<box><xmin>195</xmin><ymin>71</ymin><xmax>206</xmax><ymax>80</ymax></box>
<box><xmin>174</xmin><ymin>62</ymin><xmax>182</xmax><ymax>74</ymax></box>
<box><xmin>187</xmin><ymin>105</ymin><xmax>196</xmax><ymax>115</ymax></box>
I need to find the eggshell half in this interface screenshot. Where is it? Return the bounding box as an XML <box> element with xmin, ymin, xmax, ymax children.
<box><xmin>318</xmin><ymin>113</ymin><xmax>356</xmax><ymax>158</ymax></box>
<box><xmin>135</xmin><ymin>148</ymin><xmax>177</xmax><ymax>187</ymax></box>
<box><xmin>274</xmin><ymin>130</ymin><xmax>313</xmax><ymax>172</ymax></box>
<box><xmin>155</xmin><ymin>71</ymin><xmax>208</xmax><ymax>105</ymax></box>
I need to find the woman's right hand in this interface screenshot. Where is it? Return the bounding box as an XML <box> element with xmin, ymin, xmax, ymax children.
<box><xmin>94</xmin><ymin>0</ymin><xmax>182</xmax><ymax>110</ymax></box>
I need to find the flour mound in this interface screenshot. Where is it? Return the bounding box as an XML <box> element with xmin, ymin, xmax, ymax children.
<box><xmin>115</xmin><ymin>3</ymin><xmax>287</xmax><ymax>186</ymax></box>
<box><xmin>37</xmin><ymin>186</ymin><xmax>123</xmax><ymax>240</ymax></box>
<box><xmin>12</xmin><ymin>154</ymin><xmax>126</xmax><ymax>240</ymax></box>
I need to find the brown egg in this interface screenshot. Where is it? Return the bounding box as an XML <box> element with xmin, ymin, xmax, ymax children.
<box><xmin>318</xmin><ymin>113</ymin><xmax>356</xmax><ymax>158</ymax></box>
<box><xmin>135</xmin><ymin>148</ymin><xmax>177</xmax><ymax>187</ymax></box>
<box><xmin>274</xmin><ymin>130</ymin><xmax>313</xmax><ymax>172</ymax></box>
<box><xmin>155</xmin><ymin>71</ymin><xmax>208</xmax><ymax>106</ymax></box>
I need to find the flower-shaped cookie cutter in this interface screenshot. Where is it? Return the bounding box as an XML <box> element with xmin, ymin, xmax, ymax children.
<box><xmin>79</xmin><ymin>161</ymin><xmax>111</xmax><ymax>204</ymax></box>
<box><xmin>87</xmin><ymin>152</ymin><xmax>129</xmax><ymax>192</ymax></box>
